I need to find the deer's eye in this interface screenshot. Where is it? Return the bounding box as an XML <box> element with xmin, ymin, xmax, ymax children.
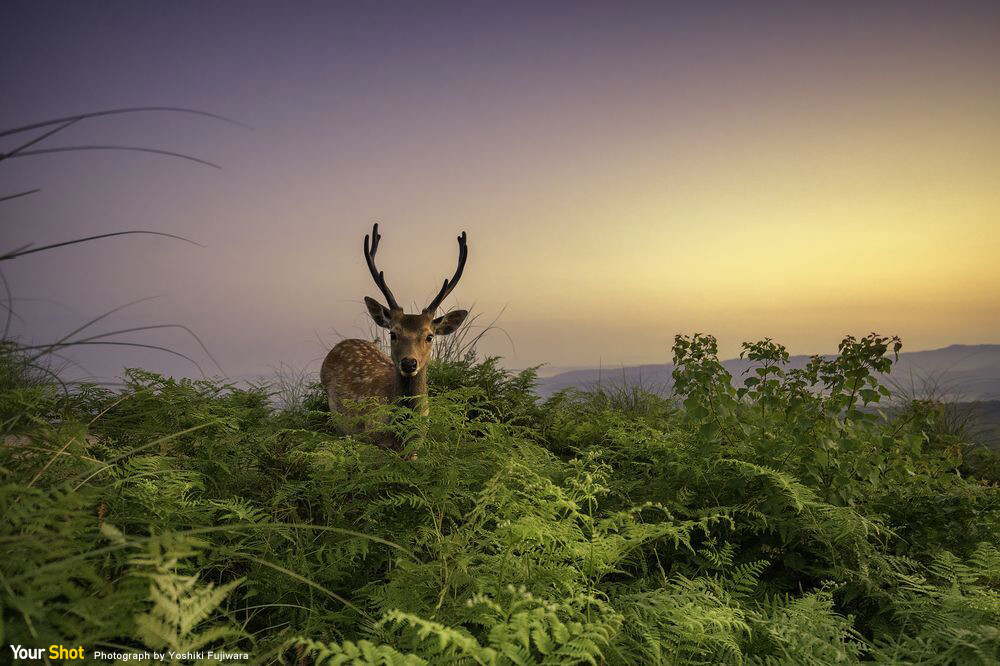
<box><xmin>426</xmin><ymin>335</ymin><xmax>434</xmax><ymax>342</ymax></box>
<box><xmin>389</xmin><ymin>332</ymin><xmax>397</xmax><ymax>340</ymax></box>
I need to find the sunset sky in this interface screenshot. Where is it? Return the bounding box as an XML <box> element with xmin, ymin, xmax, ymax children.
<box><xmin>3</xmin><ymin>1</ymin><xmax>999</xmax><ymax>381</ymax></box>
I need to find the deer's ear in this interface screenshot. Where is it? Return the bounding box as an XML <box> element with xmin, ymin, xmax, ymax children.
<box><xmin>365</xmin><ymin>297</ymin><xmax>394</xmax><ymax>328</ymax></box>
<box><xmin>432</xmin><ymin>309</ymin><xmax>468</xmax><ymax>336</ymax></box>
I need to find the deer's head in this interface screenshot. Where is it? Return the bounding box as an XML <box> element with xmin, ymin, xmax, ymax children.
<box><xmin>363</xmin><ymin>224</ymin><xmax>469</xmax><ymax>377</ymax></box>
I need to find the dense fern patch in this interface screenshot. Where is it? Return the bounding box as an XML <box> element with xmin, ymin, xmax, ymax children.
<box><xmin>1</xmin><ymin>335</ymin><xmax>998</xmax><ymax>664</ymax></box>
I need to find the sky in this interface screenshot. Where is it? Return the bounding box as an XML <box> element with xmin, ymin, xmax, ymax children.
<box><xmin>2</xmin><ymin>1</ymin><xmax>999</xmax><ymax>382</ymax></box>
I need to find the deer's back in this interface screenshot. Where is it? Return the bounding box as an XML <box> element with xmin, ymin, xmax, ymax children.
<box><xmin>320</xmin><ymin>339</ymin><xmax>395</xmax><ymax>409</ymax></box>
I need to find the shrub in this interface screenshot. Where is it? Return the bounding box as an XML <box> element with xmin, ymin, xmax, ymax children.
<box><xmin>1</xmin><ymin>336</ymin><xmax>998</xmax><ymax>664</ymax></box>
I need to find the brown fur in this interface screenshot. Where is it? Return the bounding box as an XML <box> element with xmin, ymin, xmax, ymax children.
<box><xmin>320</xmin><ymin>339</ymin><xmax>396</xmax><ymax>416</ymax></box>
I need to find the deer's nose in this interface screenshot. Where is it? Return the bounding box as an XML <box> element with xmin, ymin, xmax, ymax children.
<box><xmin>400</xmin><ymin>358</ymin><xmax>418</xmax><ymax>373</ymax></box>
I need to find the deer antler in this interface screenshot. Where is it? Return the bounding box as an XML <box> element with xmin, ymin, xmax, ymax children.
<box><xmin>364</xmin><ymin>223</ymin><xmax>401</xmax><ymax>311</ymax></box>
<box><xmin>423</xmin><ymin>231</ymin><xmax>468</xmax><ymax>314</ymax></box>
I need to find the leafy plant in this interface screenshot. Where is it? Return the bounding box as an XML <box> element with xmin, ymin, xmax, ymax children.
<box><xmin>2</xmin><ymin>332</ymin><xmax>998</xmax><ymax>664</ymax></box>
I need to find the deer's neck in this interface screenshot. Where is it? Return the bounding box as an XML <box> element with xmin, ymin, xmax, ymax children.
<box><xmin>393</xmin><ymin>369</ymin><xmax>428</xmax><ymax>410</ymax></box>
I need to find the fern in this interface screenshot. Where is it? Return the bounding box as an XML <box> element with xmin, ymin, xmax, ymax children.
<box><xmin>130</xmin><ymin>533</ymin><xmax>246</xmax><ymax>661</ymax></box>
<box><xmin>287</xmin><ymin>637</ymin><xmax>427</xmax><ymax>665</ymax></box>
<box><xmin>2</xmin><ymin>336</ymin><xmax>999</xmax><ymax>663</ymax></box>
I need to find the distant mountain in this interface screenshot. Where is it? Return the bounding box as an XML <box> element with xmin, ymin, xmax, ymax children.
<box><xmin>535</xmin><ymin>344</ymin><xmax>1000</xmax><ymax>401</ymax></box>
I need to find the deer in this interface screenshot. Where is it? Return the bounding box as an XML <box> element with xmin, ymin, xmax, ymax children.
<box><xmin>320</xmin><ymin>224</ymin><xmax>469</xmax><ymax>449</ymax></box>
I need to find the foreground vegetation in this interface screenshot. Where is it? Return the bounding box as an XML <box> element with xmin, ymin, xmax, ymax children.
<box><xmin>2</xmin><ymin>333</ymin><xmax>999</xmax><ymax>664</ymax></box>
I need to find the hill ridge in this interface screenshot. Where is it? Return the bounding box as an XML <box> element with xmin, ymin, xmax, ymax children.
<box><xmin>536</xmin><ymin>343</ymin><xmax>1000</xmax><ymax>399</ymax></box>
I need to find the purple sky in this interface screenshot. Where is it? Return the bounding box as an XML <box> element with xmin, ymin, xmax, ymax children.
<box><xmin>3</xmin><ymin>1</ymin><xmax>999</xmax><ymax>383</ymax></box>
